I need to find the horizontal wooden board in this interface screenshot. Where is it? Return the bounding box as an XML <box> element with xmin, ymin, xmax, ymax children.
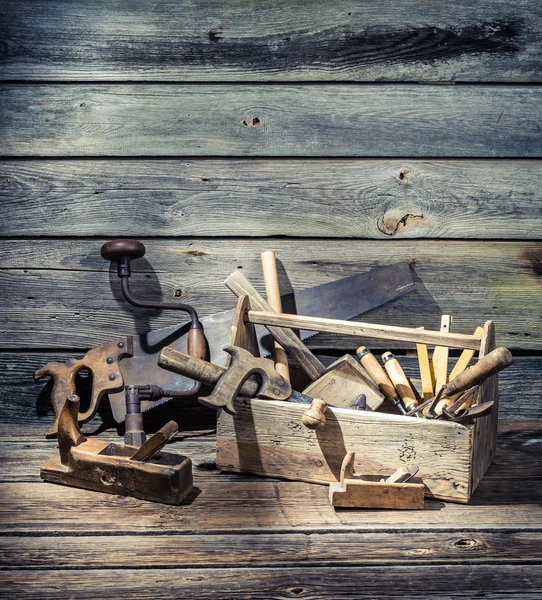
<box><xmin>1</xmin><ymin>479</ymin><xmax>542</xmax><ymax>534</ymax></box>
<box><xmin>2</xmin><ymin>85</ymin><xmax>542</xmax><ymax>157</ymax></box>
<box><xmin>2</xmin><ymin>426</ymin><xmax>540</xmax><ymax>481</ymax></box>
<box><xmin>0</xmin><ymin>351</ymin><xmax>539</xmax><ymax>439</ymax></box>
<box><xmin>2</xmin><ymin>0</ymin><xmax>541</xmax><ymax>82</ymax></box>
<box><xmin>1</xmin><ymin>531</ymin><xmax>541</xmax><ymax>568</ymax></box>
<box><xmin>0</xmin><ymin>239</ymin><xmax>541</xmax><ymax>350</ymax></box>
<box><xmin>2</xmin><ymin>159</ymin><xmax>541</xmax><ymax>238</ymax></box>
<box><xmin>2</xmin><ymin>565</ymin><xmax>541</xmax><ymax>599</ymax></box>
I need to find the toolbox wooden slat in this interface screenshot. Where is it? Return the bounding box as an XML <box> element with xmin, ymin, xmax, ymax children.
<box><xmin>2</xmin><ymin>159</ymin><xmax>542</xmax><ymax>240</ymax></box>
<box><xmin>3</xmin><ymin>0</ymin><xmax>542</xmax><ymax>82</ymax></box>
<box><xmin>3</xmin><ymin>85</ymin><xmax>542</xmax><ymax>157</ymax></box>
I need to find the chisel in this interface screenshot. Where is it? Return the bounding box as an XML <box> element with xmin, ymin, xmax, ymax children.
<box><xmin>409</xmin><ymin>347</ymin><xmax>513</xmax><ymax>418</ymax></box>
<box><xmin>356</xmin><ymin>347</ymin><xmax>407</xmax><ymax>415</ymax></box>
<box><xmin>382</xmin><ymin>352</ymin><xmax>419</xmax><ymax>414</ymax></box>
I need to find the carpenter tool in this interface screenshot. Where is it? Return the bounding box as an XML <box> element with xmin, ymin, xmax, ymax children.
<box><xmin>301</xmin><ymin>398</ymin><xmax>328</xmax><ymax>430</ymax></box>
<box><xmin>36</xmin><ymin>260</ymin><xmax>414</xmax><ymax>436</ymax></box>
<box><xmin>356</xmin><ymin>346</ymin><xmax>407</xmax><ymax>414</ymax></box>
<box><xmin>407</xmin><ymin>347</ymin><xmax>513</xmax><ymax>420</ymax></box>
<box><xmin>350</xmin><ymin>394</ymin><xmax>367</xmax><ymax>411</ymax></box>
<box><xmin>415</xmin><ymin>329</ymin><xmax>435</xmax><ymax>400</ymax></box>
<box><xmin>40</xmin><ymin>395</ymin><xmax>193</xmax><ymax>505</ymax></box>
<box><xmin>381</xmin><ymin>465</ymin><xmax>419</xmax><ymax>484</ymax></box>
<box><xmin>432</xmin><ymin>315</ymin><xmax>453</xmax><ymax>392</ymax></box>
<box><xmin>159</xmin><ymin>344</ymin><xmax>314</xmax><ymax>414</ymax></box>
<box><xmin>225</xmin><ymin>273</ymin><xmax>384</xmax><ymax>409</ymax></box>
<box><xmin>381</xmin><ymin>352</ymin><xmax>419</xmax><ymax>413</ymax></box>
<box><xmin>329</xmin><ymin>452</ymin><xmax>425</xmax><ymax>509</ymax></box>
<box><xmin>261</xmin><ymin>250</ymin><xmax>290</xmax><ymax>382</ymax></box>
<box><xmin>432</xmin><ymin>325</ymin><xmax>486</xmax><ymax>415</ymax></box>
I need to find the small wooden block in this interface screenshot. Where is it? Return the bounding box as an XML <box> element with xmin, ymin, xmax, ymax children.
<box><xmin>303</xmin><ymin>354</ymin><xmax>384</xmax><ymax>410</ymax></box>
<box><xmin>330</xmin><ymin>475</ymin><xmax>425</xmax><ymax>509</ymax></box>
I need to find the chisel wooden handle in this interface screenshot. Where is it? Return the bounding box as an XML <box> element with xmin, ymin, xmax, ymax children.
<box><xmin>445</xmin><ymin>347</ymin><xmax>512</xmax><ymax>397</ymax></box>
<box><xmin>261</xmin><ymin>250</ymin><xmax>290</xmax><ymax>382</ymax></box>
<box><xmin>382</xmin><ymin>352</ymin><xmax>418</xmax><ymax>412</ymax></box>
<box><xmin>158</xmin><ymin>346</ymin><xmax>261</xmax><ymax>398</ymax></box>
<box><xmin>356</xmin><ymin>346</ymin><xmax>406</xmax><ymax>414</ymax></box>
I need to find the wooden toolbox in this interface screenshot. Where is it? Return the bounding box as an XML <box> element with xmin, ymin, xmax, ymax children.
<box><xmin>216</xmin><ymin>296</ymin><xmax>500</xmax><ymax>503</ymax></box>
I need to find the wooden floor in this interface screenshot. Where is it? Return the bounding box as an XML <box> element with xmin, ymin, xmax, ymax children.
<box><xmin>2</xmin><ymin>0</ymin><xmax>542</xmax><ymax>597</ymax></box>
<box><xmin>1</xmin><ymin>416</ymin><xmax>541</xmax><ymax>599</ymax></box>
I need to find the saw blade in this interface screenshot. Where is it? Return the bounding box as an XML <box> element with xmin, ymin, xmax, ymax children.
<box><xmin>110</xmin><ymin>262</ymin><xmax>414</xmax><ymax>422</ymax></box>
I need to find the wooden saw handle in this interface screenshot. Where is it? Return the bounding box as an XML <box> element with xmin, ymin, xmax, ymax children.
<box><xmin>261</xmin><ymin>250</ymin><xmax>290</xmax><ymax>382</ymax></box>
<box><xmin>445</xmin><ymin>347</ymin><xmax>512</xmax><ymax>397</ymax></box>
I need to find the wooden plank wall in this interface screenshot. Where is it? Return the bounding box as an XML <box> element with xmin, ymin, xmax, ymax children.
<box><xmin>1</xmin><ymin>1</ymin><xmax>542</xmax><ymax>428</ymax></box>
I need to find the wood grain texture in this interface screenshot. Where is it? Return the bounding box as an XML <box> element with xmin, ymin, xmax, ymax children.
<box><xmin>2</xmin><ymin>531</ymin><xmax>542</xmax><ymax>568</ymax></box>
<box><xmin>1</xmin><ymin>479</ymin><xmax>542</xmax><ymax>534</ymax></box>
<box><xmin>1</xmin><ymin>565</ymin><xmax>541</xmax><ymax>599</ymax></box>
<box><xmin>2</xmin><ymin>159</ymin><xmax>542</xmax><ymax>238</ymax></box>
<box><xmin>1</xmin><ymin>239</ymin><xmax>541</xmax><ymax>350</ymax></box>
<box><xmin>2</xmin><ymin>85</ymin><xmax>542</xmax><ymax>157</ymax></box>
<box><xmin>2</xmin><ymin>0</ymin><xmax>541</xmax><ymax>82</ymax></box>
<box><xmin>0</xmin><ymin>352</ymin><xmax>539</xmax><ymax>439</ymax></box>
<box><xmin>216</xmin><ymin>398</ymin><xmax>474</xmax><ymax>502</ymax></box>
<box><xmin>1</xmin><ymin>426</ymin><xmax>540</xmax><ymax>482</ymax></box>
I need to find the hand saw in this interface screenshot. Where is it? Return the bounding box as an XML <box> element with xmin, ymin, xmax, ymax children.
<box><xmin>36</xmin><ymin>262</ymin><xmax>414</xmax><ymax>433</ymax></box>
<box><xmin>108</xmin><ymin>262</ymin><xmax>414</xmax><ymax>421</ymax></box>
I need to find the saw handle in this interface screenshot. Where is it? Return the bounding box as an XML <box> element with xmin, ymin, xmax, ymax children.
<box><xmin>34</xmin><ymin>338</ymin><xmax>129</xmax><ymax>438</ymax></box>
<box><xmin>445</xmin><ymin>347</ymin><xmax>512</xmax><ymax>397</ymax></box>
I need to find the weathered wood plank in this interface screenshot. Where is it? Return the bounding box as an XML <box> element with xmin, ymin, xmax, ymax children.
<box><xmin>1</xmin><ymin>531</ymin><xmax>541</xmax><ymax>568</ymax></box>
<box><xmin>2</xmin><ymin>0</ymin><xmax>541</xmax><ymax>82</ymax></box>
<box><xmin>1</xmin><ymin>480</ymin><xmax>542</xmax><ymax>534</ymax></box>
<box><xmin>2</xmin><ymin>85</ymin><xmax>541</xmax><ymax>157</ymax></box>
<box><xmin>3</xmin><ymin>159</ymin><xmax>541</xmax><ymax>239</ymax></box>
<box><xmin>2</xmin><ymin>565</ymin><xmax>542</xmax><ymax>599</ymax></box>
<box><xmin>2</xmin><ymin>427</ymin><xmax>539</xmax><ymax>482</ymax></box>
<box><xmin>0</xmin><ymin>239</ymin><xmax>541</xmax><ymax>350</ymax></box>
<box><xmin>0</xmin><ymin>350</ymin><xmax>539</xmax><ymax>438</ymax></box>
<box><xmin>4</xmin><ymin>159</ymin><xmax>542</xmax><ymax>238</ymax></box>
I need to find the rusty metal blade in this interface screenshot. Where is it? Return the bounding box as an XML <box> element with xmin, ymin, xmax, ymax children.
<box><xmin>110</xmin><ymin>262</ymin><xmax>414</xmax><ymax>422</ymax></box>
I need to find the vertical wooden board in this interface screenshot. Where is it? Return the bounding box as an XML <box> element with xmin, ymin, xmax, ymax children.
<box><xmin>226</xmin><ymin>294</ymin><xmax>259</xmax><ymax>364</ymax></box>
<box><xmin>217</xmin><ymin>398</ymin><xmax>472</xmax><ymax>502</ymax></box>
<box><xmin>471</xmin><ymin>321</ymin><xmax>498</xmax><ymax>495</ymax></box>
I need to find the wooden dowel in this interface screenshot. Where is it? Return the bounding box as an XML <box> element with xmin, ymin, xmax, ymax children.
<box><xmin>449</xmin><ymin>326</ymin><xmax>485</xmax><ymax>380</ymax></box>
<box><xmin>261</xmin><ymin>250</ymin><xmax>290</xmax><ymax>382</ymax></box>
<box><xmin>432</xmin><ymin>315</ymin><xmax>452</xmax><ymax>391</ymax></box>
<box><xmin>247</xmin><ymin>311</ymin><xmax>481</xmax><ymax>350</ymax></box>
<box><xmin>415</xmin><ymin>327</ymin><xmax>434</xmax><ymax>400</ymax></box>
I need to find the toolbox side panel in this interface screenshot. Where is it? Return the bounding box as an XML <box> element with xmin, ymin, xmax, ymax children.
<box><xmin>217</xmin><ymin>399</ymin><xmax>473</xmax><ymax>502</ymax></box>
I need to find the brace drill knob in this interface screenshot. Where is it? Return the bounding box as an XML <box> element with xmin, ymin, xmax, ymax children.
<box><xmin>100</xmin><ymin>239</ymin><xmax>209</xmax><ymax>364</ymax></box>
